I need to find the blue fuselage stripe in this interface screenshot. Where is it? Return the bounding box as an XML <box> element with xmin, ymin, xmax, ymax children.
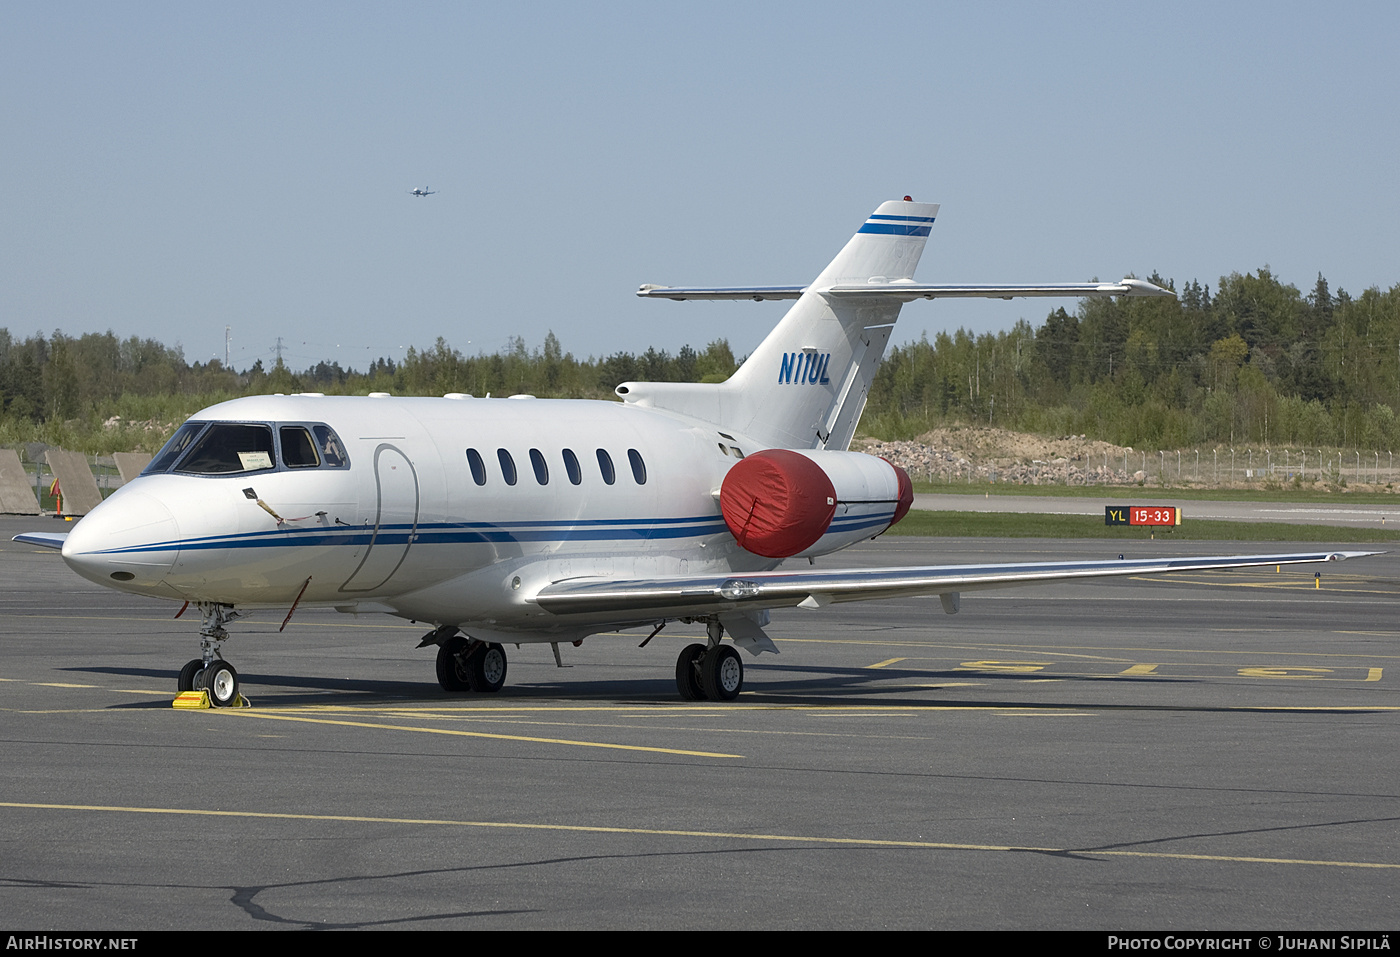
<box><xmin>86</xmin><ymin>511</ymin><xmax>897</xmax><ymax>556</ymax></box>
<box><xmin>858</xmin><ymin>222</ymin><xmax>933</xmax><ymax>236</ymax></box>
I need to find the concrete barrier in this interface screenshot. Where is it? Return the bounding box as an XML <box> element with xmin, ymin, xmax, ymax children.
<box><xmin>44</xmin><ymin>450</ymin><xmax>104</xmax><ymax>516</ymax></box>
<box><xmin>0</xmin><ymin>449</ymin><xmax>41</xmax><ymax>515</ymax></box>
<box><xmin>113</xmin><ymin>451</ymin><xmax>153</xmax><ymax>485</ymax></box>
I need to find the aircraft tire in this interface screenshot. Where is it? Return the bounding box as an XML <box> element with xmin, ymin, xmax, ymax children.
<box><xmin>468</xmin><ymin>643</ymin><xmax>508</xmax><ymax>693</ymax></box>
<box><xmin>700</xmin><ymin>645</ymin><xmax>743</xmax><ymax>701</ymax></box>
<box><xmin>436</xmin><ymin>637</ymin><xmax>472</xmax><ymax>692</ymax></box>
<box><xmin>204</xmin><ymin>661</ymin><xmax>239</xmax><ymax>707</ymax></box>
<box><xmin>675</xmin><ymin>643</ymin><xmax>707</xmax><ymax>701</ymax></box>
<box><xmin>178</xmin><ymin>659</ymin><xmax>204</xmax><ymax>693</ymax></box>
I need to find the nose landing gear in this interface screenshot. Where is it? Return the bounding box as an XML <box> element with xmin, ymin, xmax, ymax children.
<box><xmin>175</xmin><ymin>603</ymin><xmax>245</xmax><ymax>707</ymax></box>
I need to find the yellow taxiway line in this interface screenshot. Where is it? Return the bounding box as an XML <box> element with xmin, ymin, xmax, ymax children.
<box><xmin>1</xmin><ymin>800</ymin><xmax>1394</xmax><ymax>871</ymax></box>
<box><xmin>225</xmin><ymin>708</ymin><xmax>744</xmax><ymax>758</ymax></box>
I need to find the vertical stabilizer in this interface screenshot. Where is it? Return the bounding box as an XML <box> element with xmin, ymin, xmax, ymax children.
<box><xmin>618</xmin><ymin>200</ymin><xmax>937</xmax><ymax>449</ymax></box>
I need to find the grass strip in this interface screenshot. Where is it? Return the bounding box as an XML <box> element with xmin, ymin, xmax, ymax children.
<box><xmin>911</xmin><ymin>483</ymin><xmax>1399</xmax><ymax>505</ymax></box>
<box><xmin>887</xmin><ymin>510</ymin><xmax>1400</xmax><ymax>542</ymax></box>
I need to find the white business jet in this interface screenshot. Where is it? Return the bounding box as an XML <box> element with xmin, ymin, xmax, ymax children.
<box><xmin>15</xmin><ymin>198</ymin><xmax>1372</xmax><ymax>706</ymax></box>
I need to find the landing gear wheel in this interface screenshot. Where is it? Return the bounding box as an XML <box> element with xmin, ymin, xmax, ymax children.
<box><xmin>675</xmin><ymin>643</ymin><xmax>706</xmax><ymax>700</ymax></box>
<box><xmin>436</xmin><ymin>637</ymin><xmax>471</xmax><ymax>692</ymax></box>
<box><xmin>700</xmin><ymin>645</ymin><xmax>743</xmax><ymax>701</ymax></box>
<box><xmin>203</xmin><ymin>661</ymin><xmax>240</xmax><ymax>707</ymax></box>
<box><xmin>468</xmin><ymin>643</ymin><xmax>508</xmax><ymax>693</ymax></box>
<box><xmin>178</xmin><ymin>659</ymin><xmax>204</xmax><ymax>693</ymax></box>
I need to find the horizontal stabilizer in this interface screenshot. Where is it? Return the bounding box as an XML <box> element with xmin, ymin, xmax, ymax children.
<box><xmin>637</xmin><ymin>284</ymin><xmax>806</xmax><ymax>301</ymax></box>
<box><xmin>636</xmin><ymin>278</ymin><xmax>1174</xmax><ymax>302</ymax></box>
<box><xmin>13</xmin><ymin>531</ymin><xmax>68</xmax><ymax>550</ymax></box>
<box><xmin>827</xmin><ymin>278</ymin><xmax>1175</xmax><ymax>300</ymax></box>
<box><xmin>533</xmin><ymin>550</ymin><xmax>1373</xmax><ymax>618</ymax></box>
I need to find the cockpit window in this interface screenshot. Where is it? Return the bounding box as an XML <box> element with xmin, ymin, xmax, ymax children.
<box><xmin>142</xmin><ymin>420</ymin><xmax>349</xmax><ymax>475</ymax></box>
<box><xmin>175</xmin><ymin>424</ymin><xmax>276</xmax><ymax>474</ymax></box>
<box><xmin>144</xmin><ymin>422</ymin><xmax>207</xmax><ymax>475</ymax></box>
<box><xmin>280</xmin><ymin>427</ymin><xmax>320</xmax><ymax>468</ymax></box>
<box><xmin>312</xmin><ymin>425</ymin><xmax>349</xmax><ymax>468</ymax></box>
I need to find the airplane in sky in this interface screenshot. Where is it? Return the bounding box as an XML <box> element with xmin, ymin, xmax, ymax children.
<box><xmin>408</xmin><ymin>187</ymin><xmax>436</xmax><ymax>197</ymax></box>
<box><xmin>14</xmin><ymin>197</ymin><xmax>1373</xmax><ymax>706</ymax></box>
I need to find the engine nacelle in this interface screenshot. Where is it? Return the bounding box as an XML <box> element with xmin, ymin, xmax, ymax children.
<box><xmin>720</xmin><ymin>449</ymin><xmax>913</xmax><ymax>559</ymax></box>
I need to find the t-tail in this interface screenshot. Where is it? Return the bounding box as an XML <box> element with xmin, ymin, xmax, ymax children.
<box><xmin>623</xmin><ymin>197</ymin><xmax>1172</xmax><ymax>450</ymax></box>
<box><xmin>620</xmin><ymin>199</ymin><xmax>937</xmax><ymax>449</ymax></box>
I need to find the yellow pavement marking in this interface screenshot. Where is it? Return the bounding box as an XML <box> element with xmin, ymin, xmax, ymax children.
<box><xmin>1134</xmin><ymin>575</ymin><xmax>1397</xmax><ymax>596</ymax></box>
<box><xmin>1120</xmin><ymin>664</ymin><xmax>1162</xmax><ymax>676</ymax></box>
<box><xmin>2</xmin><ymin>800</ymin><xmax>1394</xmax><ymax>871</ymax></box>
<box><xmin>795</xmin><ymin>637</ymin><xmax>1400</xmax><ymax>661</ymax></box>
<box><xmin>1238</xmin><ymin>667</ymin><xmax>1334</xmax><ymax>679</ymax></box>
<box><xmin>867</xmin><ymin>657</ymin><xmax>908</xmax><ymax>669</ymax></box>
<box><xmin>31</xmin><ymin>682</ymin><xmax>97</xmax><ymax>688</ymax></box>
<box><xmin>222</xmin><ymin>709</ymin><xmax>743</xmax><ymax>758</ymax></box>
<box><xmin>958</xmin><ymin>660</ymin><xmax>1053</xmax><ymax>673</ymax></box>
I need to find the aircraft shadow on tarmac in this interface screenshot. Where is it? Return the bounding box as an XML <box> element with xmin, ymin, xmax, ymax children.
<box><xmin>62</xmin><ymin>661</ymin><xmax>1382</xmax><ymax>715</ymax></box>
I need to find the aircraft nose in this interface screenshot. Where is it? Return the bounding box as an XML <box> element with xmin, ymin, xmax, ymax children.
<box><xmin>62</xmin><ymin>491</ymin><xmax>181</xmax><ymax>592</ymax></box>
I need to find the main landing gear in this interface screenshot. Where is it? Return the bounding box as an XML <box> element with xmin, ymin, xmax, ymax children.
<box><xmin>177</xmin><ymin>603</ymin><xmax>244</xmax><ymax>707</ymax></box>
<box><xmin>676</xmin><ymin>619</ymin><xmax>743</xmax><ymax>701</ymax></box>
<box><xmin>434</xmin><ymin>633</ymin><xmax>508</xmax><ymax>693</ymax></box>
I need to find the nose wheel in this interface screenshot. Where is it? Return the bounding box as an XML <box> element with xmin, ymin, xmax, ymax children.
<box><xmin>178</xmin><ymin>659</ymin><xmax>204</xmax><ymax>693</ymax></box>
<box><xmin>203</xmin><ymin>661</ymin><xmax>240</xmax><ymax>707</ymax></box>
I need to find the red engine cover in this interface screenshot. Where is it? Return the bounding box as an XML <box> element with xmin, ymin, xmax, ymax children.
<box><xmin>720</xmin><ymin>450</ymin><xmax>838</xmax><ymax>558</ymax></box>
<box><xmin>885</xmin><ymin>458</ymin><xmax>915</xmax><ymax>526</ymax></box>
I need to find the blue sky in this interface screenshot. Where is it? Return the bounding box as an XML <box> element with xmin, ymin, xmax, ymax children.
<box><xmin>3</xmin><ymin>1</ymin><xmax>1396</xmax><ymax>373</ymax></box>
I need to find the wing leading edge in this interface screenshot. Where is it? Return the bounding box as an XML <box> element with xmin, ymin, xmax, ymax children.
<box><xmin>13</xmin><ymin>532</ymin><xmax>68</xmax><ymax>550</ymax></box>
<box><xmin>532</xmin><ymin>550</ymin><xmax>1375</xmax><ymax>618</ymax></box>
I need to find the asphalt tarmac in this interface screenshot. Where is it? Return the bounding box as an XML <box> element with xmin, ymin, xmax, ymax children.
<box><xmin>1</xmin><ymin>517</ymin><xmax>1396</xmax><ymax>930</ymax></box>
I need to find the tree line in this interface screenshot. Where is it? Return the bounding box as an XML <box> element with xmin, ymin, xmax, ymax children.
<box><xmin>866</xmin><ymin>270</ymin><xmax>1400</xmax><ymax>450</ymax></box>
<box><xmin>3</xmin><ymin>266</ymin><xmax>1399</xmax><ymax>453</ymax></box>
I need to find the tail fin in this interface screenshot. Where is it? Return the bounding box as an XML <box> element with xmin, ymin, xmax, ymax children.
<box><xmin>617</xmin><ymin>199</ymin><xmax>937</xmax><ymax>450</ymax></box>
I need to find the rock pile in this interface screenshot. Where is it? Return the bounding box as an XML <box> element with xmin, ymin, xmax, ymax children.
<box><xmin>858</xmin><ymin>426</ymin><xmax>1143</xmax><ymax>486</ymax></box>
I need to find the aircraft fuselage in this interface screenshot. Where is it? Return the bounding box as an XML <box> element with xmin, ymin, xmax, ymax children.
<box><xmin>61</xmin><ymin>392</ymin><xmax>898</xmax><ymax>642</ymax></box>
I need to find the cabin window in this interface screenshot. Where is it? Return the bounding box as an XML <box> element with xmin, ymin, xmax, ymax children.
<box><xmin>145</xmin><ymin>422</ymin><xmax>207</xmax><ymax>474</ymax></box>
<box><xmin>466</xmin><ymin>449</ymin><xmax>487</xmax><ymax>486</ymax></box>
<box><xmin>497</xmin><ymin>449</ymin><xmax>517</xmax><ymax>486</ymax></box>
<box><xmin>596</xmin><ymin>449</ymin><xmax>616</xmax><ymax>485</ymax></box>
<box><xmin>175</xmin><ymin>424</ymin><xmax>276</xmax><ymax>475</ymax></box>
<box><xmin>562</xmin><ymin>449</ymin><xmax>582</xmax><ymax>485</ymax></box>
<box><xmin>312</xmin><ymin>425</ymin><xmax>349</xmax><ymax>468</ymax></box>
<box><xmin>529</xmin><ymin>448</ymin><xmax>549</xmax><ymax>485</ymax></box>
<box><xmin>628</xmin><ymin>449</ymin><xmax>647</xmax><ymax>485</ymax></box>
<box><xmin>280</xmin><ymin>427</ymin><xmax>320</xmax><ymax>468</ymax></box>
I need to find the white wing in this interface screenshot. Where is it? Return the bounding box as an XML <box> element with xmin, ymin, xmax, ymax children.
<box><xmin>533</xmin><ymin>550</ymin><xmax>1373</xmax><ymax>618</ymax></box>
<box><xmin>13</xmin><ymin>532</ymin><xmax>67</xmax><ymax>550</ymax></box>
